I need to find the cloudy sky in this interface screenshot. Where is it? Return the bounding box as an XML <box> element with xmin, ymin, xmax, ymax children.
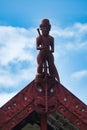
<box><xmin>0</xmin><ymin>0</ymin><xmax>87</xmax><ymax>107</ymax></box>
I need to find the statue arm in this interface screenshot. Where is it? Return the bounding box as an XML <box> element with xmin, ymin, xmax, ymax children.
<box><xmin>36</xmin><ymin>37</ymin><xmax>43</xmax><ymax>50</ymax></box>
<box><xmin>50</xmin><ymin>37</ymin><xmax>54</xmax><ymax>53</ymax></box>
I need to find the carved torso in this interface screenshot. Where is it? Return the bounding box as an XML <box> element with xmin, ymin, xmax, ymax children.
<box><xmin>36</xmin><ymin>35</ymin><xmax>54</xmax><ymax>53</ymax></box>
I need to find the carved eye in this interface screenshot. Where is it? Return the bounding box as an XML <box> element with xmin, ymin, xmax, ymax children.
<box><xmin>38</xmin><ymin>87</ymin><xmax>43</xmax><ymax>92</ymax></box>
<box><xmin>50</xmin><ymin>88</ymin><xmax>54</xmax><ymax>93</ymax></box>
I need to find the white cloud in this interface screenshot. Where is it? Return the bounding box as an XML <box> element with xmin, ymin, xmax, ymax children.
<box><xmin>0</xmin><ymin>67</ymin><xmax>36</xmax><ymax>88</ymax></box>
<box><xmin>0</xmin><ymin>26</ymin><xmax>36</xmax><ymax>66</ymax></box>
<box><xmin>71</xmin><ymin>70</ymin><xmax>87</xmax><ymax>80</ymax></box>
<box><xmin>0</xmin><ymin>26</ymin><xmax>37</xmax><ymax>89</ymax></box>
<box><xmin>0</xmin><ymin>23</ymin><xmax>87</xmax><ymax>88</ymax></box>
<box><xmin>51</xmin><ymin>26</ymin><xmax>74</xmax><ymax>38</ymax></box>
<box><xmin>0</xmin><ymin>92</ymin><xmax>17</xmax><ymax>107</ymax></box>
<box><xmin>0</xmin><ymin>23</ymin><xmax>87</xmax><ymax>105</ymax></box>
<box><xmin>52</xmin><ymin>23</ymin><xmax>87</xmax><ymax>52</ymax></box>
<box><xmin>53</xmin><ymin>22</ymin><xmax>87</xmax><ymax>38</ymax></box>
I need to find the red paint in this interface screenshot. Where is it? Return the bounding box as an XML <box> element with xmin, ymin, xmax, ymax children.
<box><xmin>0</xmin><ymin>80</ymin><xmax>87</xmax><ymax>130</ymax></box>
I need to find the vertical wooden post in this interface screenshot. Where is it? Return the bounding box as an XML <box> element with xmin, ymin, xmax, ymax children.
<box><xmin>40</xmin><ymin>114</ymin><xmax>47</xmax><ymax>130</ymax></box>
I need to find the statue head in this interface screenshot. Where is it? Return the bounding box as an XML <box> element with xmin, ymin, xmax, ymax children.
<box><xmin>39</xmin><ymin>19</ymin><xmax>51</xmax><ymax>31</ymax></box>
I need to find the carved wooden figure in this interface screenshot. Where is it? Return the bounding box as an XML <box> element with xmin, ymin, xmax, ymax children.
<box><xmin>36</xmin><ymin>19</ymin><xmax>60</xmax><ymax>82</ymax></box>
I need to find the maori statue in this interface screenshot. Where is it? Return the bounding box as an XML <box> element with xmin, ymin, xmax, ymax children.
<box><xmin>35</xmin><ymin>19</ymin><xmax>60</xmax><ymax>82</ymax></box>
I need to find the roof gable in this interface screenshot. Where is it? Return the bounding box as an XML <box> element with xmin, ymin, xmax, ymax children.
<box><xmin>0</xmin><ymin>80</ymin><xmax>87</xmax><ymax>130</ymax></box>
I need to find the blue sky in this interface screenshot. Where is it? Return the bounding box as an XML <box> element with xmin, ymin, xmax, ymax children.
<box><xmin>0</xmin><ymin>0</ymin><xmax>87</xmax><ymax>107</ymax></box>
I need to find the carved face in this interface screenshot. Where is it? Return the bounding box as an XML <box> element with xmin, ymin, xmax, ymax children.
<box><xmin>40</xmin><ymin>26</ymin><xmax>49</xmax><ymax>37</ymax></box>
<box><xmin>34</xmin><ymin>79</ymin><xmax>58</xmax><ymax>114</ymax></box>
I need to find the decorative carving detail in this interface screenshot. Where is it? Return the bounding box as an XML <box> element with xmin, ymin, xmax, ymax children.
<box><xmin>34</xmin><ymin>76</ymin><xmax>58</xmax><ymax>113</ymax></box>
<box><xmin>56</xmin><ymin>83</ymin><xmax>87</xmax><ymax>130</ymax></box>
<box><xmin>0</xmin><ymin>81</ymin><xmax>87</xmax><ymax>130</ymax></box>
